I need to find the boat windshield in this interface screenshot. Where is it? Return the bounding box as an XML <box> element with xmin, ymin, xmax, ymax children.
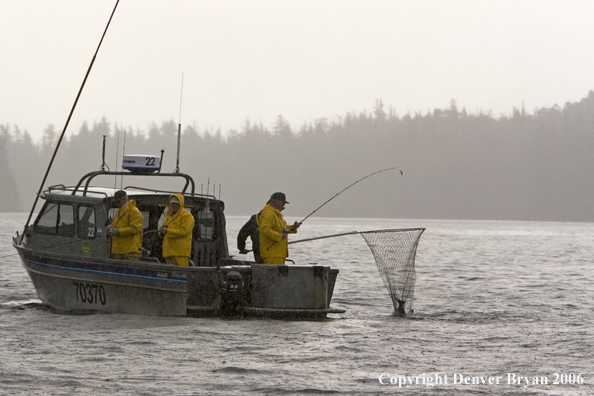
<box><xmin>35</xmin><ymin>202</ymin><xmax>75</xmax><ymax>237</ymax></box>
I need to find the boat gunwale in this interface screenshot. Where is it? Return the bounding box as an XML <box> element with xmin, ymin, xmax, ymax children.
<box><xmin>13</xmin><ymin>238</ymin><xmax>254</xmax><ymax>274</ymax></box>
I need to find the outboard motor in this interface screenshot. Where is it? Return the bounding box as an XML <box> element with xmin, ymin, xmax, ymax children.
<box><xmin>220</xmin><ymin>270</ymin><xmax>248</xmax><ymax>314</ymax></box>
<box><xmin>225</xmin><ymin>271</ymin><xmax>244</xmax><ymax>293</ymax></box>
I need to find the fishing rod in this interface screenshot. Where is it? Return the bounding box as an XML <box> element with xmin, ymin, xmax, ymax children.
<box><xmin>19</xmin><ymin>0</ymin><xmax>121</xmax><ymax>245</ymax></box>
<box><xmin>297</xmin><ymin>166</ymin><xmax>401</xmax><ymax>225</ymax></box>
<box><xmin>266</xmin><ymin>166</ymin><xmax>401</xmax><ymax>250</ymax></box>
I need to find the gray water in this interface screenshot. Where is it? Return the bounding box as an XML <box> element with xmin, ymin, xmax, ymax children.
<box><xmin>1</xmin><ymin>213</ymin><xmax>592</xmax><ymax>395</ymax></box>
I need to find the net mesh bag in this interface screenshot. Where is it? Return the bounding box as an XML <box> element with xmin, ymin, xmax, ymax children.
<box><xmin>360</xmin><ymin>228</ymin><xmax>425</xmax><ymax>315</ymax></box>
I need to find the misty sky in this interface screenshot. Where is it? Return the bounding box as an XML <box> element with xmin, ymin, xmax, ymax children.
<box><xmin>2</xmin><ymin>0</ymin><xmax>593</xmax><ymax>141</ymax></box>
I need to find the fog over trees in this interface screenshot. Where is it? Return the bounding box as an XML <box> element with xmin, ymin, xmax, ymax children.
<box><xmin>1</xmin><ymin>92</ymin><xmax>593</xmax><ymax>222</ymax></box>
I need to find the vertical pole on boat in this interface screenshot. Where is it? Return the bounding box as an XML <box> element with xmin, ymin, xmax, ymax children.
<box><xmin>114</xmin><ymin>129</ymin><xmax>120</xmax><ymax>190</ymax></box>
<box><xmin>19</xmin><ymin>0</ymin><xmax>120</xmax><ymax>245</ymax></box>
<box><xmin>120</xmin><ymin>129</ymin><xmax>127</xmax><ymax>188</ymax></box>
<box><xmin>175</xmin><ymin>73</ymin><xmax>184</xmax><ymax>173</ymax></box>
<box><xmin>100</xmin><ymin>135</ymin><xmax>108</xmax><ymax>171</ymax></box>
<box><xmin>157</xmin><ymin>149</ymin><xmax>164</xmax><ymax>173</ymax></box>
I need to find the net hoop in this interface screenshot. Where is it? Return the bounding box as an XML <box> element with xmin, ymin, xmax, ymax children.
<box><xmin>360</xmin><ymin>228</ymin><xmax>425</xmax><ymax>315</ymax></box>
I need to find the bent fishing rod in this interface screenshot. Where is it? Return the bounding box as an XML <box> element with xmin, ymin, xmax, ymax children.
<box><xmin>297</xmin><ymin>166</ymin><xmax>401</xmax><ymax>226</ymax></box>
<box><xmin>266</xmin><ymin>166</ymin><xmax>401</xmax><ymax>250</ymax></box>
<box><xmin>19</xmin><ymin>0</ymin><xmax>120</xmax><ymax>245</ymax></box>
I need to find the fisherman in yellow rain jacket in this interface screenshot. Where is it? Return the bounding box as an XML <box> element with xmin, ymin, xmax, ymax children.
<box><xmin>258</xmin><ymin>192</ymin><xmax>301</xmax><ymax>265</ymax></box>
<box><xmin>106</xmin><ymin>190</ymin><xmax>144</xmax><ymax>260</ymax></box>
<box><xmin>159</xmin><ymin>193</ymin><xmax>195</xmax><ymax>267</ymax></box>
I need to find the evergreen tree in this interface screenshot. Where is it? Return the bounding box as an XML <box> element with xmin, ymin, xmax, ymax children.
<box><xmin>4</xmin><ymin>91</ymin><xmax>593</xmax><ymax>220</ymax></box>
<box><xmin>0</xmin><ymin>125</ymin><xmax>22</xmax><ymax>212</ymax></box>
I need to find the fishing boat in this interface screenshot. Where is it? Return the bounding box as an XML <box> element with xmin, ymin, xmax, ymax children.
<box><xmin>9</xmin><ymin>1</ymin><xmax>348</xmax><ymax>318</ymax></box>
<box><xmin>11</xmin><ymin>2</ymin><xmax>423</xmax><ymax>318</ymax></box>
<box><xmin>12</xmin><ymin>152</ymin><xmax>345</xmax><ymax>318</ymax></box>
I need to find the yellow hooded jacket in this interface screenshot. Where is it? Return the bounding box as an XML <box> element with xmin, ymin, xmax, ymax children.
<box><xmin>111</xmin><ymin>199</ymin><xmax>144</xmax><ymax>255</ymax></box>
<box><xmin>161</xmin><ymin>194</ymin><xmax>195</xmax><ymax>258</ymax></box>
<box><xmin>257</xmin><ymin>203</ymin><xmax>296</xmax><ymax>259</ymax></box>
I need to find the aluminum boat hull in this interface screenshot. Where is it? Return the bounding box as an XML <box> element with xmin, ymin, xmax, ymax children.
<box><xmin>14</xmin><ymin>238</ymin><xmax>343</xmax><ymax>318</ymax></box>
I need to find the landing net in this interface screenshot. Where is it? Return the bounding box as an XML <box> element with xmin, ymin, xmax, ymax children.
<box><xmin>360</xmin><ymin>228</ymin><xmax>425</xmax><ymax>315</ymax></box>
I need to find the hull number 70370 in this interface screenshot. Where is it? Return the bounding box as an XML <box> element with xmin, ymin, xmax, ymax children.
<box><xmin>73</xmin><ymin>281</ymin><xmax>107</xmax><ymax>305</ymax></box>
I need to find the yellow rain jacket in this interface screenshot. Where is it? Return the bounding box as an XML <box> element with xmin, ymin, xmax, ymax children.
<box><xmin>111</xmin><ymin>199</ymin><xmax>144</xmax><ymax>255</ymax></box>
<box><xmin>161</xmin><ymin>194</ymin><xmax>195</xmax><ymax>259</ymax></box>
<box><xmin>258</xmin><ymin>203</ymin><xmax>297</xmax><ymax>262</ymax></box>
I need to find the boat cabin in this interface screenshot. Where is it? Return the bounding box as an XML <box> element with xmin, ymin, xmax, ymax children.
<box><xmin>26</xmin><ymin>170</ymin><xmax>230</xmax><ymax>267</ymax></box>
<box><xmin>16</xmin><ymin>166</ymin><xmax>344</xmax><ymax>318</ymax></box>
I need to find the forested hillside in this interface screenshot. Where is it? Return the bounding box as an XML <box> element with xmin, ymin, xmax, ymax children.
<box><xmin>2</xmin><ymin>92</ymin><xmax>593</xmax><ymax>221</ymax></box>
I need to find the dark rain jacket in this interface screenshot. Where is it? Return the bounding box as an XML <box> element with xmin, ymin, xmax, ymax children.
<box><xmin>237</xmin><ymin>214</ymin><xmax>263</xmax><ymax>263</ymax></box>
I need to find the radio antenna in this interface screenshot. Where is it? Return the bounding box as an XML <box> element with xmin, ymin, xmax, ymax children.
<box><xmin>114</xmin><ymin>129</ymin><xmax>120</xmax><ymax>191</ymax></box>
<box><xmin>120</xmin><ymin>128</ymin><xmax>127</xmax><ymax>188</ymax></box>
<box><xmin>100</xmin><ymin>135</ymin><xmax>109</xmax><ymax>171</ymax></box>
<box><xmin>175</xmin><ymin>73</ymin><xmax>184</xmax><ymax>173</ymax></box>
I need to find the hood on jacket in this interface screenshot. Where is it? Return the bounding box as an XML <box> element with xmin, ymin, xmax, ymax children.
<box><xmin>168</xmin><ymin>193</ymin><xmax>185</xmax><ymax>214</ymax></box>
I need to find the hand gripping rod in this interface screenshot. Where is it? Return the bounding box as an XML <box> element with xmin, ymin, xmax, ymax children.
<box><xmin>266</xmin><ymin>166</ymin><xmax>400</xmax><ymax>250</ymax></box>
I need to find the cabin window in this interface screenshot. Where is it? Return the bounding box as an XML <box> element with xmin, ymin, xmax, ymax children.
<box><xmin>157</xmin><ymin>207</ymin><xmax>169</xmax><ymax>229</ymax></box>
<box><xmin>196</xmin><ymin>208</ymin><xmax>215</xmax><ymax>240</ymax></box>
<box><xmin>77</xmin><ymin>205</ymin><xmax>96</xmax><ymax>239</ymax></box>
<box><xmin>35</xmin><ymin>203</ymin><xmax>75</xmax><ymax>237</ymax></box>
<box><xmin>141</xmin><ymin>211</ymin><xmax>150</xmax><ymax>230</ymax></box>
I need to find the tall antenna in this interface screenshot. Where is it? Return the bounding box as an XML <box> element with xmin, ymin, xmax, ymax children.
<box><xmin>114</xmin><ymin>128</ymin><xmax>120</xmax><ymax>190</ymax></box>
<box><xmin>175</xmin><ymin>73</ymin><xmax>184</xmax><ymax>173</ymax></box>
<box><xmin>120</xmin><ymin>128</ymin><xmax>127</xmax><ymax>188</ymax></box>
<box><xmin>100</xmin><ymin>135</ymin><xmax>109</xmax><ymax>171</ymax></box>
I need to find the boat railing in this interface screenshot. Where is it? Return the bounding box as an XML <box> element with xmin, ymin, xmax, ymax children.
<box><xmin>125</xmin><ymin>185</ymin><xmax>216</xmax><ymax>200</ymax></box>
<box><xmin>47</xmin><ymin>184</ymin><xmax>67</xmax><ymax>191</ymax></box>
<box><xmin>72</xmin><ymin>170</ymin><xmax>196</xmax><ymax>197</ymax></box>
<box><xmin>46</xmin><ymin>184</ymin><xmax>110</xmax><ymax>198</ymax></box>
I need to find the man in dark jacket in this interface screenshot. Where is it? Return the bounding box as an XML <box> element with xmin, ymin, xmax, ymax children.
<box><xmin>237</xmin><ymin>214</ymin><xmax>263</xmax><ymax>263</ymax></box>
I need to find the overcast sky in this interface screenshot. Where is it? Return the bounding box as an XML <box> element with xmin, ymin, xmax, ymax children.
<box><xmin>2</xmin><ymin>0</ymin><xmax>593</xmax><ymax>141</ymax></box>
